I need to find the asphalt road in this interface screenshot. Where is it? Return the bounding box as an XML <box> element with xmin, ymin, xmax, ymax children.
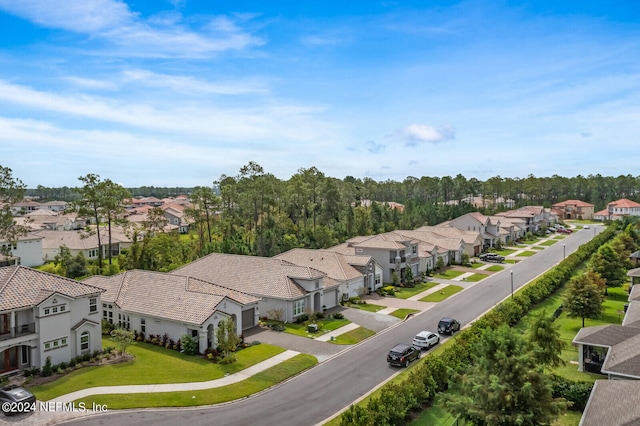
<box><xmin>63</xmin><ymin>226</ymin><xmax>600</xmax><ymax>426</ymax></box>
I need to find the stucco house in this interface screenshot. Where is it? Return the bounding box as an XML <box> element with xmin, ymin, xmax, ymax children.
<box><xmin>328</xmin><ymin>233</ymin><xmax>421</xmax><ymax>284</ymax></box>
<box><xmin>494</xmin><ymin>206</ymin><xmax>546</xmax><ymax>234</ymax></box>
<box><xmin>580</xmin><ymin>380</ymin><xmax>640</xmax><ymax>426</ymax></box>
<box><xmin>593</xmin><ymin>198</ymin><xmax>640</xmax><ymax>221</ymax></box>
<box><xmin>83</xmin><ymin>270</ymin><xmax>260</xmax><ymax>354</ymax></box>
<box><xmin>174</xmin><ymin>253</ymin><xmax>338</xmax><ymax>323</ymax></box>
<box><xmin>35</xmin><ymin>228</ymin><xmax>133</xmax><ymax>263</ymax></box>
<box><xmin>0</xmin><ymin>266</ymin><xmax>104</xmax><ymax>376</ymax></box>
<box><xmin>444</xmin><ymin>212</ymin><xmax>503</xmax><ymax>249</ymax></box>
<box><xmin>274</xmin><ymin>249</ymin><xmax>383</xmax><ymax>300</ymax></box>
<box><xmin>552</xmin><ymin>199</ymin><xmax>594</xmax><ymax>220</ymax></box>
<box><xmin>0</xmin><ymin>233</ymin><xmax>44</xmax><ymax>267</ymax></box>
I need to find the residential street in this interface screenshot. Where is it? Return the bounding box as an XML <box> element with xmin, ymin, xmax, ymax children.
<box><xmin>46</xmin><ymin>227</ymin><xmax>598</xmax><ymax>426</ymax></box>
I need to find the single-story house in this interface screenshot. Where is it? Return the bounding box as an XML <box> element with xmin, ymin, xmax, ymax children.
<box><xmin>174</xmin><ymin>253</ymin><xmax>337</xmax><ymax>323</ymax></box>
<box><xmin>580</xmin><ymin>380</ymin><xmax>640</xmax><ymax>426</ymax></box>
<box><xmin>573</xmin><ymin>324</ymin><xmax>640</xmax><ymax>378</ymax></box>
<box><xmin>83</xmin><ymin>270</ymin><xmax>260</xmax><ymax>353</ymax></box>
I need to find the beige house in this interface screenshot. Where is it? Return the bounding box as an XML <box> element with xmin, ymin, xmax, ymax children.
<box><xmin>552</xmin><ymin>199</ymin><xmax>594</xmax><ymax>220</ymax></box>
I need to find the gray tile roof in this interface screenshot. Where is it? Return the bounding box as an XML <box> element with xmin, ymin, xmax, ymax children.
<box><xmin>622</xmin><ymin>301</ymin><xmax>640</xmax><ymax>327</ymax></box>
<box><xmin>574</xmin><ymin>324</ymin><xmax>640</xmax><ymax>378</ymax></box>
<box><xmin>174</xmin><ymin>253</ymin><xmax>325</xmax><ymax>300</ymax></box>
<box><xmin>83</xmin><ymin>270</ymin><xmax>260</xmax><ymax>325</ymax></box>
<box><xmin>0</xmin><ymin>266</ymin><xmax>104</xmax><ymax>310</ymax></box>
<box><xmin>581</xmin><ymin>380</ymin><xmax>640</xmax><ymax>426</ymax></box>
<box><xmin>274</xmin><ymin>249</ymin><xmax>362</xmax><ymax>286</ymax></box>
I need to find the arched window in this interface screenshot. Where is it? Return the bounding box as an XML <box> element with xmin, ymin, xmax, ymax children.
<box><xmin>80</xmin><ymin>331</ymin><xmax>89</xmax><ymax>351</ymax></box>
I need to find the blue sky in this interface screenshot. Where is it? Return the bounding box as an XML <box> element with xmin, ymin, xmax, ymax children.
<box><xmin>1</xmin><ymin>1</ymin><xmax>639</xmax><ymax>188</ymax></box>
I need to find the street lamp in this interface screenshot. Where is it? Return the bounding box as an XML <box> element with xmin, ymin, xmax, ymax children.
<box><xmin>510</xmin><ymin>270</ymin><xmax>514</xmax><ymax>299</ymax></box>
<box><xmin>563</xmin><ymin>243</ymin><xmax>566</xmax><ymax>260</ymax></box>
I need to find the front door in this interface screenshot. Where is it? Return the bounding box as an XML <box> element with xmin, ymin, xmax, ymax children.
<box><xmin>0</xmin><ymin>347</ymin><xmax>18</xmax><ymax>374</ymax></box>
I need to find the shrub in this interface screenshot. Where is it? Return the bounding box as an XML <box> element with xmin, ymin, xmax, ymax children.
<box><xmin>181</xmin><ymin>334</ymin><xmax>198</xmax><ymax>355</ymax></box>
<box><xmin>42</xmin><ymin>356</ymin><xmax>53</xmax><ymax>377</ymax></box>
<box><xmin>295</xmin><ymin>314</ymin><xmax>309</xmax><ymax>324</ymax></box>
<box><xmin>332</xmin><ymin>312</ymin><xmax>345</xmax><ymax>320</ymax></box>
<box><xmin>549</xmin><ymin>374</ymin><xmax>593</xmax><ymax>411</ymax></box>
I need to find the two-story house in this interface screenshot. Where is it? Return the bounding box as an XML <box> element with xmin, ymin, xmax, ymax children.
<box><xmin>0</xmin><ymin>266</ymin><xmax>104</xmax><ymax>376</ymax></box>
<box><xmin>552</xmin><ymin>199</ymin><xmax>594</xmax><ymax>220</ymax></box>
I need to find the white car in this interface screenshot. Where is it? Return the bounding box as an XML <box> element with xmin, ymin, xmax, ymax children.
<box><xmin>412</xmin><ymin>331</ymin><xmax>440</xmax><ymax>350</ymax></box>
<box><xmin>584</xmin><ymin>225</ymin><xmax>590</xmax><ymax>229</ymax></box>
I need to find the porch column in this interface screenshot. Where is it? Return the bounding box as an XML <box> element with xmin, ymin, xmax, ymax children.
<box><xmin>199</xmin><ymin>329</ymin><xmax>207</xmax><ymax>354</ymax></box>
<box><xmin>577</xmin><ymin>344</ymin><xmax>584</xmax><ymax>372</ymax></box>
<box><xmin>10</xmin><ymin>311</ymin><xmax>15</xmax><ymax>338</ymax></box>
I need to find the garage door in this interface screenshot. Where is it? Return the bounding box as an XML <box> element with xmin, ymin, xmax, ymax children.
<box><xmin>242</xmin><ymin>308</ymin><xmax>255</xmax><ymax>329</ymax></box>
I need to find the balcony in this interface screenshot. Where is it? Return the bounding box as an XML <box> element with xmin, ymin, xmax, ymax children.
<box><xmin>0</xmin><ymin>323</ymin><xmax>36</xmax><ymax>342</ymax></box>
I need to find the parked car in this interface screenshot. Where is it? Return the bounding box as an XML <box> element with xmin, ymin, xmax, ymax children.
<box><xmin>438</xmin><ymin>317</ymin><xmax>461</xmax><ymax>335</ymax></box>
<box><xmin>0</xmin><ymin>385</ymin><xmax>36</xmax><ymax>416</ymax></box>
<box><xmin>387</xmin><ymin>343</ymin><xmax>421</xmax><ymax>367</ymax></box>
<box><xmin>479</xmin><ymin>253</ymin><xmax>505</xmax><ymax>263</ymax></box>
<box><xmin>412</xmin><ymin>330</ymin><xmax>440</xmax><ymax>350</ymax></box>
<box><xmin>584</xmin><ymin>225</ymin><xmax>590</xmax><ymax>229</ymax></box>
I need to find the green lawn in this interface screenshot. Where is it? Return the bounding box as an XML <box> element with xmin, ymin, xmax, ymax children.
<box><xmin>419</xmin><ymin>285</ymin><xmax>464</xmax><ymax>302</ymax></box>
<box><xmin>484</xmin><ymin>265</ymin><xmax>504</xmax><ymax>272</ymax></box>
<box><xmin>74</xmin><ymin>354</ymin><xmax>317</xmax><ymax>409</ymax></box>
<box><xmin>516</xmin><ymin>250</ymin><xmax>537</xmax><ymax>257</ymax></box>
<box><xmin>470</xmin><ymin>262</ymin><xmax>484</xmax><ymax>269</ymax></box>
<box><xmin>538</xmin><ymin>240</ymin><xmax>558</xmax><ymax>246</ymax></box>
<box><xmin>463</xmin><ymin>273</ymin><xmax>487</xmax><ymax>282</ymax></box>
<box><xmin>30</xmin><ymin>339</ymin><xmax>286</xmax><ymax>401</ymax></box>
<box><xmin>329</xmin><ymin>327</ymin><xmax>375</xmax><ymax>344</ymax></box>
<box><xmin>280</xmin><ymin>318</ymin><xmax>351</xmax><ymax>338</ymax></box>
<box><xmin>389</xmin><ymin>308</ymin><xmax>419</xmax><ymax>319</ymax></box>
<box><xmin>346</xmin><ymin>302</ymin><xmax>385</xmax><ymax>312</ymax></box>
<box><xmin>394</xmin><ymin>282</ymin><xmax>439</xmax><ymax>299</ymax></box>
<box><xmin>496</xmin><ymin>249</ymin><xmax>517</xmax><ymax>256</ymax></box>
<box><xmin>434</xmin><ymin>270</ymin><xmax>465</xmax><ymax>279</ymax></box>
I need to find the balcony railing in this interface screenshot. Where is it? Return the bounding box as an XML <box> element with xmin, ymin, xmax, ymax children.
<box><xmin>0</xmin><ymin>323</ymin><xmax>36</xmax><ymax>342</ymax></box>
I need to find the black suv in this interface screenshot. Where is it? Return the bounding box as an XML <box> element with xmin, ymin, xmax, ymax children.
<box><xmin>438</xmin><ymin>317</ymin><xmax>461</xmax><ymax>335</ymax></box>
<box><xmin>387</xmin><ymin>343</ymin><xmax>420</xmax><ymax>367</ymax></box>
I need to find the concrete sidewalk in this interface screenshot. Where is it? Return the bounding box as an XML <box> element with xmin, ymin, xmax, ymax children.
<box><xmin>49</xmin><ymin>349</ymin><xmax>300</xmax><ymax>403</ymax></box>
<box><xmin>314</xmin><ymin>323</ymin><xmax>360</xmax><ymax>342</ymax></box>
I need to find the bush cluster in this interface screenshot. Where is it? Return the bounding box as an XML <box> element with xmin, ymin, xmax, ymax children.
<box><xmin>24</xmin><ymin>347</ymin><xmax>118</xmax><ymax>379</ymax></box>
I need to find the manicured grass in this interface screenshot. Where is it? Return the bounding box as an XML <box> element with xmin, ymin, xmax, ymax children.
<box><xmin>496</xmin><ymin>249</ymin><xmax>517</xmax><ymax>255</ymax></box>
<box><xmin>31</xmin><ymin>339</ymin><xmax>286</xmax><ymax>401</ymax></box>
<box><xmin>74</xmin><ymin>354</ymin><xmax>317</xmax><ymax>409</ymax></box>
<box><xmin>389</xmin><ymin>308</ymin><xmax>419</xmax><ymax>319</ymax></box>
<box><xmin>516</xmin><ymin>250</ymin><xmax>536</xmax><ymax>257</ymax></box>
<box><xmin>554</xmin><ymin>235</ymin><xmax>566</xmax><ymax>240</ymax></box>
<box><xmin>463</xmin><ymin>273</ymin><xmax>487</xmax><ymax>282</ymax></box>
<box><xmin>538</xmin><ymin>239</ymin><xmax>558</xmax><ymax>246</ymax></box>
<box><xmin>484</xmin><ymin>265</ymin><xmax>504</xmax><ymax>272</ymax></box>
<box><xmin>553</xmin><ymin>410</ymin><xmax>582</xmax><ymax>426</ymax></box>
<box><xmin>419</xmin><ymin>285</ymin><xmax>463</xmax><ymax>302</ymax></box>
<box><xmin>329</xmin><ymin>327</ymin><xmax>375</xmax><ymax>345</ymax></box>
<box><xmin>407</xmin><ymin>403</ymin><xmax>458</xmax><ymax>425</ymax></box>
<box><xmin>504</xmin><ymin>259</ymin><xmax>518</xmax><ymax>264</ymax></box>
<box><xmin>434</xmin><ymin>270</ymin><xmax>465</xmax><ymax>279</ymax></box>
<box><xmin>281</xmin><ymin>318</ymin><xmax>350</xmax><ymax>338</ymax></box>
<box><xmin>346</xmin><ymin>302</ymin><xmax>385</xmax><ymax>312</ymax></box>
<box><xmin>394</xmin><ymin>282</ymin><xmax>439</xmax><ymax>299</ymax></box>
<box><xmin>529</xmin><ymin>246</ymin><xmax>544</xmax><ymax>250</ymax></box>
<box><xmin>470</xmin><ymin>262</ymin><xmax>484</xmax><ymax>269</ymax></box>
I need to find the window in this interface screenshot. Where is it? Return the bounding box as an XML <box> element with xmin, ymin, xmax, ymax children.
<box><xmin>81</xmin><ymin>331</ymin><xmax>89</xmax><ymax>351</ymax></box>
<box><xmin>375</xmin><ymin>274</ymin><xmax>382</xmax><ymax>286</ymax></box>
<box><xmin>44</xmin><ymin>337</ymin><xmax>69</xmax><ymax>351</ymax></box>
<box><xmin>140</xmin><ymin>318</ymin><xmax>146</xmax><ymax>333</ymax></box>
<box><xmin>89</xmin><ymin>298</ymin><xmax>97</xmax><ymax>313</ymax></box>
<box><xmin>44</xmin><ymin>308</ymin><xmax>50</xmax><ymax>315</ymax></box>
<box><xmin>52</xmin><ymin>306</ymin><xmax>58</xmax><ymax>314</ymax></box>
<box><xmin>293</xmin><ymin>299</ymin><xmax>304</xmax><ymax>317</ymax></box>
<box><xmin>59</xmin><ymin>305</ymin><xmax>66</xmax><ymax>312</ymax></box>
<box><xmin>191</xmin><ymin>329</ymin><xmax>198</xmax><ymax>338</ymax></box>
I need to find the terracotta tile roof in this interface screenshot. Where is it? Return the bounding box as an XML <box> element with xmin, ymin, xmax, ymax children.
<box><xmin>552</xmin><ymin>199</ymin><xmax>594</xmax><ymax>208</ymax></box>
<box><xmin>174</xmin><ymin>253</ymin><xmax>325</xmax><ymax>300</ymax></box>
<box><xmin>393</xmin><ymin>230</ymin><xmax>463</xmax><ymax>251</ymax></box>
<box><xmin>0</xmin><ymin>265</ymin><xmax>104</xmax><ymax>310</ymax></box>
<box><xmin>274</xmin><ymin>249</ymin><xmax>363</xmax><ymax>285</ymax></box>
<box><xmin>348</xmin><ymin>233</ymin><xmax>416</xmax><ymax>250</ymax></box>
<box><xmin>609</xmin><ymin>198</ymin><xmax>640</xmax><ymax>208</ymax></box>
<box><xmin>83</xmin><ymin>270</ymin><xmax>259</xmax><ymax>325</ymax></box>
<box><xmin>34</xmin><ymin>228</ymin><xmax>131</xmax><ymax>250</ymax></box>
<box><xmin>581</xmin><ymin>380</ymin><xmax>640</xmax><ymax>426</ymax></box>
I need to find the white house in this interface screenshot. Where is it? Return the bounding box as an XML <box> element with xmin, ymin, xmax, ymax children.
<box><xmin>0</xmin><ymin>266</ymin><xmax>104</xmax><ymax>375</ymax></box>
<box><xmin>0</xmin><ymin>232</ymin><xmax>44</xmax><ymax>267</ymax></box>
<box><xmin>174</xmin><ymin>253</ymin><xmax>337</xmax><ymax>323</ymax></box>
<box><xmin>84</xmin><ymin>270</ymin><xmax>261</xmax><ymax>354</ymax></box>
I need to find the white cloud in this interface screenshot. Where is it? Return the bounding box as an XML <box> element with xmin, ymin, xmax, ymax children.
<box><xmin>63</xmin><ymin>76</ymin><xmax>119</xmax><ymax>91</ymax></box>
<box><xmin>393</xmin><ymin>124</ymin><xmax>455</xmax><ymax>147</ymax></box>
<box><xmin>0</xmin><ymin>0</ymin><xmax>263</xmax><ymax>58</ymax></box>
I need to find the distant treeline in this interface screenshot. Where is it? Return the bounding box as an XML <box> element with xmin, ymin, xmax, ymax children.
<box><xmin>27</xmin><ymin>169</ymin><xmax>639</xmax><ymax>212</ymax></box>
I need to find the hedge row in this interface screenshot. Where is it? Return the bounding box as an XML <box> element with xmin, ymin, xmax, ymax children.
<box><xmin>340</xmin><ymin>226</ymin><xmax>616</xmax><ymax>426</ymax></box>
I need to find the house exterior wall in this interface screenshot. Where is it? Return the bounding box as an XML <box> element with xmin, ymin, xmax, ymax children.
<box><xmin>1</xmin><ymin>236</ymin><xmax>44</xmax><ymax>267</ymax></box>
<box><xmin>36</xmin><ymin>294</ymin><xmax>101</xmax><ymax>368</ymax></box>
